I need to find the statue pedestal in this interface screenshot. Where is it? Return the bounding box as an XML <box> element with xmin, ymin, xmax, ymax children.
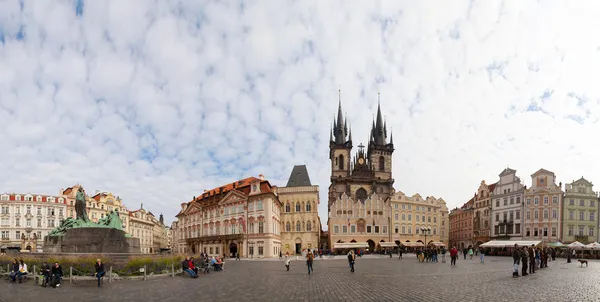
<box><xmin>44</xmin><ymin>227</ymin><xmax>140</xmax><ymax>254</ymax></box>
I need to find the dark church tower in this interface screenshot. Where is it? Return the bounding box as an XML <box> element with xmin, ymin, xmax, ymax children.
<box><xmin>328</xmin><ymin>92</ymin><xmax>395</xmax><ymax>208</ymax></box>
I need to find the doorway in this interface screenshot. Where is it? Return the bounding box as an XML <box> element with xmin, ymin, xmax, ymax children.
<box><xmin>229</xmin><ymin>242</ymin><xmax>238</xmax><ymax>257</ymax></box>
<box><xmin>295</xmin><ymin>243</ymin><xmax>301</xmax><ymax>254</ymax></box>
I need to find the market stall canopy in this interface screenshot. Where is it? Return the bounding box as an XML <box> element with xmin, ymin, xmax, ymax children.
<box><xmin>333</xmin><ymin>242</ymin><xmax>369</xmax><ymax>249</ymax></box>
<box><xmin>430</xmin><ymin>242</ymin><xmax>446</xmax><ymax>247</ymax></box>
<box><xmin>548</xmin><ymin>242</ymin><xmax>565</xmax><ymax>247</ymax></box>
<box><xmin>585</xmin><ymin>242</ymin><xmax>600</xmax><ymax>250</ymax></box>
<box><xmin>379</xmin><ymin>242</ymin><xmax>398</xmax><ymax>248</ymax></box>
<box><xmin>568</xmin><ymin>241</ymin><xmax>586</xmax><ymax>249</ymax></box>
<box><xmin>480</xmin><ymin>240</ymin><xmax>542</xmax><ymax>248</ymax></box>
<box><xmin>403</xmin><ymin>242</ymin><xmax>424</xmax><ymax>247</ymax></box>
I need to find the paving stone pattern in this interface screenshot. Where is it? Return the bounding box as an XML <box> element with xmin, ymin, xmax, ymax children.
<box><xmin>1</xmin><ymin>255</ymin><xmax>599</xmax><ymax>302</ymax></box>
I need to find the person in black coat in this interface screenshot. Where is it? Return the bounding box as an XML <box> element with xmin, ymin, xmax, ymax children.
<box><xmin>51</xmin><ymin>262</ymin><xmax>63</xmax><ymax>287</ymax></box>
<box><xmin>41</xmin><ymin>262</ymin><xmax>51</xmax><ymax>287</ymax></box>
<box><xmin>512</xmin><ymin>245</ymin><xmax>520</xmax><ymax>277</ymax></box>
<box><xmin>95</xmin><ymin>259</ymin><xmax>106</xmax><ymax>287</ymax></box>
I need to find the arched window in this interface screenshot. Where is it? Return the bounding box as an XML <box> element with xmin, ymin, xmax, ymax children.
<box><xmin>286</xmin><ymin>222</ymin><xmax>291</xmax><ymax>232</ymax></box>
<box><xmin>379</xmin><ymin>156</ymin><xmax>385</xmax><ymax>171</ymax></box>
<box><xmin>307</xmin><ymin>221</ymin><xmax>312</xmax><ymax>231</ymax></box>
<box><xmin>296</xmin><ymin>221</ymin><xmax>301</xmax><ymax>232</ymax></box>
<box><xmin>338</xmin><ymin>154</ymin><xmax>344</xmax><ymax>170</ymax></box>
<box><xmin>285</xmin><ymin>203</ymin><xmax>290</xmax><ymax>213</ymax></box>
<box><xmin>296</xmin><ymin>203</ymin><xmax>301</xmax><ymax>212</ymax></box>
<box><xmin>306</xmin><ymin>202</ymin><xmax>311</xmax><ymax>212</ymax></box>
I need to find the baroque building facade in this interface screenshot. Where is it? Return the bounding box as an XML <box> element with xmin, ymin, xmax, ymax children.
<box><xmin>562</xmin><ymin>177</ymin><xmax>598</xmax><ymax>244</ymax></box>
<box><xmin>523</xmin><ymin>169</ymin><xmax>563</xmax><ymax>243</ymax></box>
<box><xmin>327</xmin><ymin>98</ymin><xmax>395</xmax><ymax>250</ymax></box>
<box><xmin>176</xmin><ymin>175</ymin><xmax>282</xmax><ymax>258</ymax></box>
<box><xmin>491</xmin><ymin>168</ymin><xmax>525</xmax><ymax>240</ymax></box>
<box><xmin>276</xmin><ymin>165</ymin><xmax>321</xmax><ymax>254</ymax></box>
<box><xmin>0</xmin><ymin>193</ymin><xmax>67</xmax><ymax>252</ymax></box>
<box><xmin>472</xmin><ymin>180</ymin><xmax>496</xmax><ymax>245</ymax></box>
<box><xmin>390</xmin><ymin>192</ymin><xmax>449</xmax><ymax>247</ymax></box>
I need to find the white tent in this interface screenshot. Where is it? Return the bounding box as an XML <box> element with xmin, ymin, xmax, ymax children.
<box><xmin>403</xmin><ymin>242</ymin><xmax>424</xmax><ymax>247</ymax></box>
<box><xmin>585</xmin><ymin>242</ymin><xmax>600</xmax><ymax>250</ymax></box>
<box><xmin>480</xmin><ymin>240</ymin><xmax>542</xmax><ymax>248</ymax></box>
<box><xmin>379</xmin><ymin>242</ymin><xmax>398</xmax><ymax>248</ymax></box>
<box><xmin>333</xmin><ymin>242</ymin><xmax>369</xmax><ymax>249</ymax></box>
<box><xmin>568</xmin><ymin>241</ymin><xmax>586</xmax><ymax>249</ymax></box>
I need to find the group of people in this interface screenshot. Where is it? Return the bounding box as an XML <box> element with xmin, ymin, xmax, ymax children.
<box><xmin>9</xmin><ymin>258</ymin><xmax>105</xmax><ymax>288</ymax></box>
<box><xmin>181</xmin><ymin>253</ymin><xmax>224</xmax><ymax>278</ymax></box>
<box><xmin>282</xmin><ymin>249</ymin><xmax>358</xmax><ymax>274</ymax></box>
<box><xmin>415</xmin><ymin>247</ymin><xmax>446</xmax><ymax>263</ymax></box>
<box><xmin>512</xmin><ymin>244</ymin><xmax>556</xmax><ymax>277</ymax></box>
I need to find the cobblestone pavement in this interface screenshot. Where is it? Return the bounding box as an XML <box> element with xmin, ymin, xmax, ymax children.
<box><xmin>2</xmin><ymin>255</ymin><xmax>600</xmax><ymax>302</ymax></box>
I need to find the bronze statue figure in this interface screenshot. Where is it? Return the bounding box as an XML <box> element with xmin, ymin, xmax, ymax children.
<box><xmin>75</xmin><ymin>187</ymin><xmax>89</xmax><ymax>222</ymax></box>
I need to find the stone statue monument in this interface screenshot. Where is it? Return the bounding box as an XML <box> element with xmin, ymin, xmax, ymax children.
<box><xmin>44</xmin><ymin>186</ymin><xmax>140</xmax><ymax>253</ymax></box>
<box><xmin>75</xmin><ymin>187</ymin><xmax>89</xmax><ymax>222</ymax></box>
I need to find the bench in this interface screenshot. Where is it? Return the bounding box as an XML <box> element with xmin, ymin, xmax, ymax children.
<box><xmin>3</xmin><ymin>272</ymin><xmax>29</xmax><ymax>282</ymax></box>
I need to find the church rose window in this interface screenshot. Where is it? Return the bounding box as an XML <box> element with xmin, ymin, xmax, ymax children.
<box><xmin>356</xmin><ymin>188</ymin><xmax>368</xmax><ymax>202</ymax></box>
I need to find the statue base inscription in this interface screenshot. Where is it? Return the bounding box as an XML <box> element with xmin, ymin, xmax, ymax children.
<box><xmin>44</xmin><ymin>228</ymin><xmax>140</xmax><ymax>254</ymax></box>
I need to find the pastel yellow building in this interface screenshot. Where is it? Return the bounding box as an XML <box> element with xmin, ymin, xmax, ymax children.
<box><xmin>276</xmin><ymin>165</ymin><xmax>321</xmax><ymax>254</ymax></box>
<box><xmin>390</xmin><ymin>192</ymin><xmax>449</xmax><ymax>247</ymax></box>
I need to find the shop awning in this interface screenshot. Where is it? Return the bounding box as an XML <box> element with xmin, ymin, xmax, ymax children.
<box><xmin>403</xmin><ymin>242</ymin><xmax>424</xmax><ymax>247</ymax></box>
<box><xmin>378</xmin><ymin>242</ymin><xmax>398</xmax><ymax>247</ymax></box>
<box><xmin>333</xmin><ymin>242</ymin><xmax>369</xmax><ymax>249</ymax></box>
<box><xmin>480</xmin><ymin>240</ymin><xmax>542</xmax><ymax>248</ymax></box>
<box><xmin>430</xmin><ymin>242</ymin><xmax>446</xmax><ymax>247</ymax></box>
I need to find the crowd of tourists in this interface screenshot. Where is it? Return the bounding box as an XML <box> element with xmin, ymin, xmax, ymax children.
<box><xmin>181</xmin><ymin>253</ymin><xmax>224</xmax><ymax>278</ymax></box>
<box><xmin>8</xmin><ymin>258</ymin><xmax>105</xmax><ymax>288</ymax></box>
<box><xmin>512</xmin><ymin>244</ymin><xmax>557</xmax><ymax>277</ymax></box>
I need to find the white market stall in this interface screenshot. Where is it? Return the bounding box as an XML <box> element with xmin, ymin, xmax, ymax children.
<box><xmin>568</xmin><ymin>241</ymin><xmax>586</xmax><ymax>249</ymax></box>
<box><xmin>379</xmin><ymin>242</ymin><xmax>399</xmax><ymax>248</ymax></box>
<box><xmin>333</xmin><ymin>242</ymin><xmax>369</xmax><ymax>249</ymax></box>
<box><xmin>480</xmin><ymin>240</ymin><xmax>542</xmax><ymax>248</ymax></box>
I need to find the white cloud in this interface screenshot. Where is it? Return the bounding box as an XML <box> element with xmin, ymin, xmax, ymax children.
<box><xmin>1</xmin><ymin>1</ymin><xmax>600</xmax><ymax>228</ymax></box>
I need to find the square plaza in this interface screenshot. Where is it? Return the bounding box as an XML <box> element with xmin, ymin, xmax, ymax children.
<box><xmin>2</xmin><ymin>255</ymin><xmax>598</xmax><ymax>302</ymax></box>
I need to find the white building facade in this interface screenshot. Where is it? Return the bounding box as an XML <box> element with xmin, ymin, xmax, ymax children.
<box><xmin>0</xmin><ymin>193</ymin><xmax>68</xmax><ymax>252</ymax></box>
<box><xmin>491</xmin><ymin>168</ymin><xmax>525</xmax><ymax>240</ymax></box>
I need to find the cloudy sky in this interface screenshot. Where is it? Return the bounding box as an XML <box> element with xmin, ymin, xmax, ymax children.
<box><xmin>1</xmin><ymin>1</ymin><xmax>600</xmax><ymax>228</ymax></box>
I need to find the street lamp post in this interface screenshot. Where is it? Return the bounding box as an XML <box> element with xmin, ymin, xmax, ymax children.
<box><xmin>420</xmin><ymin>227</ymin><xmax>432</xmax><ymax>247</ymax></box>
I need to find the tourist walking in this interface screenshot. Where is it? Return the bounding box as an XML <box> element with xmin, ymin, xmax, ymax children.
<box><xmin>306</xmin><ymin>250</ymin><xmax>314</xmax><ymax>275</ymax></box>
<box><xmin>468</xmin><ymin>247</ymin><xmax>473</xmax><ymax>260</ymax></box>
<box><xmin>441</xmin><ymin>247</ymin><xmax>446</xmax><ymax>263</ymax></box>
<box><xmin>512</xmin><ymin>245</ymin><xmax>520</xmax><ymax>277</ymax></box>
<box><xmin>463</xmin><ymin>248</ymin><xmax>467</xmax><ymax>260</ymax></box>
<box><xmin>528</xmin><ymin>246</ymin><xmax>535</xmax><ymax>274</ymax></box>
<box><xmin>348</xmin><ymin>250</ymin><xmax>356</xmax><ymax>272</ymax></box>
<box><xmin>284</xmin><ymin>252</ymin><xmax>291</xmax><ymax>271</ymax></box>
<box><xmin>479</xmin><ymin>247</ymin><xmax>485</xmax><ymax>263</ymax></box>
<box><xmin>398</xmin><ymin>248</ymin><xmax>403</xmax><ymax>260</ymax></box>
<box><xmin>450</xmin><ymin>246</ymin><xmax>458</xmax><ymax>266</ymax></box>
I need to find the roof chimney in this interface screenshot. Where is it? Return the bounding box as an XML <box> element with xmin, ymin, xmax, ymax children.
<box><xmin>259</xmin><ymin>174</ymin><xmax>265</xmax><ymax>181</ymax></box>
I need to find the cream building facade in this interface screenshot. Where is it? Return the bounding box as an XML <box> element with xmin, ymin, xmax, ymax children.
<box><xmin>390</xmin><ymin>192</ymin><xmax>449</xmax><ymax>247</ymax></box>
<box><xmin>276</xmin><ymin>165</ymin><xmax>320</xmax><ymax>254</ymax></box>
<box><xmin>491</xmin><ymin>168</ymin><xmax>525</xmax><ymax>240</ymax></box>
<box><xmin>523</xmin><ymin>169</ymin><xmax>563</xmax><ymax>243</ymax></box>
<box><xmin>0</xmin><ymin>193</ymin><xmax>67</xmax><ymax>252</ymax></box>
<box><xmin>562</xmin><ymin>177</ymin><xmax>598</xmax><ymax>244</ymax></box>
<box><xmin>129</xmin><ymin>206</ymin><xmax>156</xmax><ymax>253</ymax></box>
<box><xmin>176</xmin><ymin>175</ymin><xmax>283</xmax><ymax>258</ymax></box>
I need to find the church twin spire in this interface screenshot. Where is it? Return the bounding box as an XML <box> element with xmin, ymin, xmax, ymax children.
<box><xmin>331</xmin><ymin>90</ymin><xmax>351</xmax><ymax>145</ymax></box>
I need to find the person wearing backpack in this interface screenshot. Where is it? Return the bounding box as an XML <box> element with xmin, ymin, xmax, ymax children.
<box><xmin>347</xmin><ymin>250</ymin><xmax>356</xmax><ymax>272</ymax></box>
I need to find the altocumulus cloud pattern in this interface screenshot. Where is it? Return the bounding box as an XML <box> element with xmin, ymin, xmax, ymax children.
<box><xmin>1</xmin><ymin>1</ymin><xmax>600</xmax><ymax>226</ymax></box>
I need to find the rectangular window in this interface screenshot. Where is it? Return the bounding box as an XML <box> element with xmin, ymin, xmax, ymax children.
<box><xmin>580</xmin><ymin>199</ymin><xmax>585</xmax><ymax>206</ymax></box>
<box><xmin>534</xmin><ymin>211</ymin><xmax>539</xmax><ymax>219</ymax></box>
<box><xmin>257</xmin><ymin>200</ymin><xmax>263</xmax><ymax>211</ymax></box>
<box><xmin>509</xmin><ymin>212</ymin><xmax>514</xmax><ymax>222</ymax></box>
<box><xmin>394</xmin><ymin>213</ymin><xmax>399</xmax><ymax>221</ymax></box>
<box><xmin>515</xmin><ymin>224</ymin><xmax>521</xmax><ymax>234</ymax></box>
<box><xmin>496</xmin><ymin>200</ymin><xmax>500</xmax><ymax>207</ymax></box>
<box><xmin>394</xmin><ymin>225</ymin><xmax>398</xmax><ymax>233</ymax></box>
<box><xmin>591</xmin><ymin>212</ymin><xmax>596</xmax><ymax>221</ymax></box>
<box><xmin>342</xmin><ymin>225</ymin><xmax>348</xmax><ymax>233</ymax></box>
<box><xmin>591</xmin><ymin>200</ymin><xmax>596</xmax><ymax>207</ymax></box>
<box><xmin>351</xmin><ymin>225</ymin><xmax>356</xmax><ymax>233</ymax></box>
<box><xmin>551</xmin><ymin>227</ymin><xmax>556</xmax><ymax>236</ymax></box>
<box><xmin>408</xmin><ymin>226</ymin><xmax>412</xmax><ymax>234</ymax></box>
<box><xmin>334</xmin><ymin>225</ymin><xmax>339</xmax><ymax>234</ymax></box>
<box><xmin>401</xmin><ymin>204</ymin><xmax>406</xmax><ymax>209</ymax></box>
<box><xmin>407</xmin><ymin>214</ymin><xmax>411</xmax><ymax>221</ymax></box>
<box><xmin>394</xmin><ymin>204</ymin><xmax>399</xmax><ymax>209</ymax></box>
<box><xmin>543</xmin><ymin>228</ymin><xmax>548</xmax><ymax>236</ymax></box>
<box><xmin>590</xmin><ymin>227</ymin><xmax>595</xmax><ymax>237</ymax></box>
<box><xmin>366</xmin><ymin>225</ymin><xmax>372</xmax><ymax>233</ymax></box>
<box><xmin>544</xmin><ymin>197</ymin><xmax>548</xmax><ymax>204</ymax></box>
<box><xmin>534</xmin><ymin>198</ymin><xmax>539</xmax><ymax>205</ymax></box>
<box><xmin>516</xmin><ymin>211</ymin><xmax>520</xmax><ymax>220</ymax></box>
<box><xmin>503</xmin><ymin>198</ymin><xmax>508</xmax><ymax>206</ymax></box>
<box><xmin>526</xmin><ymin>211</ymin><xmax>530</xmax><ymax>219</ymax></box>
<box><xmin>568</xmin><ymin>226</ymin><xmax>573</xmax><ymax>236</ymax></box>
<box><xmin>534</xmin><ymin>229</ymin><xmax>538</xmax><ymax>237</ymax></box>
<box><xmin>580</xmin><ymin>211</ymin><xmax>584</xmax><ymax>221</ymax></box>
<box><xmin>543</xmin><ymin>210</ymin><xmax>548</xmax><ymax>219</ymax></box>
<box><xmin>526</xmin><ymin>198</ymin><xmax>531</xmax><ymax>205</ymax></box>
<box><xmin>258</xmin><ymin>246</ymin><xmax>264</xmax><ymax>255</ymax></box>
<box><xmin>374</xmin><ymin>226</ymin><xmax>380</xmax><ymax>233</ymax></box>
<box><xmin>526</xmin><ymin>228</ymin><xmax>530</xmax><ymax>237</ymax></box>
<box><xmin>552</xmin><ymin>196</ymin><xmax>558</xmax><ymax>204</ymax></box>
<box><xmin>570</xmin><ymin>199</ymin><xmax>574</xmax><ymax>205</ymax></box>
<box><xmin>382</xmin><ymin>226</ymin><xmax>387</xmax><ymax>234</ymax></box>
<box><xmin>516</xmin><ymin>197</ymin><xmax>521</xmax><ymax>203</ymax></box>
<box><xmin>552</xmin><ymin>210</ymin><xmax>557</xmax><ymax>219</ymax></box>
<box><xmin>579</xmin><ymin>226</ymin><xmax>584</xmax><ymax>236</ymax></box>
<box><xmin>402</xmin><ymin>214</ymin><xmax>406</xmax><ymax>221</ymax></box>
<box><xmin>495</xmin><ymin>214</ymin><xmax>499</xmax><ymax>222</ymax></box>
<box><xmin>401</xmin><ymin>226</ymin><xmax>406</xmax><ymax>234</ymax></box>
